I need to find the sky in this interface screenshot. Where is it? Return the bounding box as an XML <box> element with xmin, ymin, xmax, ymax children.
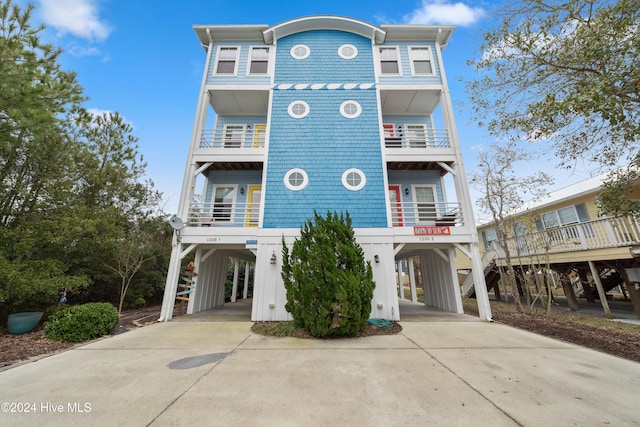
<box><xmin>24</xmin><ymin>0</ymin><xmax>601</xmax><ymax>221</ymax></box>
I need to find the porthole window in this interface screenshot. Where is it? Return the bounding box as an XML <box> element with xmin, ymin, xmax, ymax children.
<box><xmin>288</xmin><ymin>101</ymin><xmax>309</xmax><ymax>119</ymax></box>
<box><xmin>338</xmin><ymin>44</ymin><xmax>358</xmax><ymax>59</ymax></box>
<box><xmin>342</xmin><ymin>168</ymin><xmax>366</xmax><ymax>191</ymax></box>
<box><xmin>340</xmin><ymin>100</ymin><xmax>361</xmax><ymax>119</ymax></box>
<box><xmin>290</xmin><ymin>44</ymin><xmax>310</xmax><ymax>60</ymax></box>
<box><xmin>284</xmin><ymin>168</ymin><xmax>308</xmax><ymax>191</ymax></box>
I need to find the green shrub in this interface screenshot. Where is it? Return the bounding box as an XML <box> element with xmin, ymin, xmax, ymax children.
<box><xmin>133</xmin><ymin>297</ymin><xmax>146</xmax><ymax>309</ymax></box>
<box><xmin>44</xmin><ymin>302</ymin><xmax>119</xmax><ymax>342</ymax></box>
<box><xmin>282</xmin><ymin>211</ymin><xmax>375</xmax><ymax>338</ymax></box>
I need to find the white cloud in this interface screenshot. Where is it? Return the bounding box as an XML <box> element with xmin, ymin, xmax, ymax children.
<box><xmin>37</xmin><ymin>0</ymin><xmax>111</xmax><ymax>41</ymax></box>
<box><xmin>404</xmin><ymin>0</ymin><xmax>485</xmax><ymax>26</ymax></box>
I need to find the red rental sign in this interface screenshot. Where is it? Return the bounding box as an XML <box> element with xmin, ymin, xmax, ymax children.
<box><xmin>413</xmin><ymin>226</ymin><xmax>451</xmax><ymax>235</ymax></box>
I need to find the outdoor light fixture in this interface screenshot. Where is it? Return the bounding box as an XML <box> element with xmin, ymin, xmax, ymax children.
<box><xmin>270</xmin><ymin>251</ymin><xmax>277</xmax><ymax>264</ymax></box>
<box><xmin>374</xmin><ymin>255</ymin><xmax>379</xmax><ymax>263</ymax></box>
<box><xmin>240</xmin><ymin>186</ymin><xmax>245</xmax><ymax>194</ymax></box>
<box><xmin>404</xmin><ymin>188</ymin><xmax>409</xmax><ymax>195</ymax></box>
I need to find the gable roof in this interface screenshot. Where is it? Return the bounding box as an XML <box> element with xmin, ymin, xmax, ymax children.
<box><xmin>477</xmin><ymin>172</ymin><xmax>609</xmax><ymax>227</ymax></box>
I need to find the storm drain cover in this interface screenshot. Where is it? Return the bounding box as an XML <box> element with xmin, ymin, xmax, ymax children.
<box><xmin>168</xmin><ymin>352</ymin><xmax>229</xmax><ymax>370</ymax></box>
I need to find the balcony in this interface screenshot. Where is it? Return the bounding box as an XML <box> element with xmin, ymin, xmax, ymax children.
<box><xmin>495</xmin><ymin>216</ymin><xmax>640</xmax><ymax>258</ymax></box>
<box><xmin>390</xmin><ymin>201</ymin><xmax>462</xmax><ymax>227</ymax></box>
<box><xmin>383</xmin><ymin>126</ymin><xmax>450</xmax><ymax>149</ymax></box>
<box><xmin>199</xmin><ymin>127</ymin><xmax>266</xmax><ymax>149</ymax></box>
<box><xmin>187</xmin><ymin>202</ymin><xmax>261</xmax><ymax>227</ymax></box>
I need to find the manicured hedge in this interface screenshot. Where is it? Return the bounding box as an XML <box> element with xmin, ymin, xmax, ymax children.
<box><xmin>44</xmin><ymin>302</ymin><xmax>119</xmax><ymax>342</ymax></box>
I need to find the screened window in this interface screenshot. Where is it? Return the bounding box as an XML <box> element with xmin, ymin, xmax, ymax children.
<box><xmin>288</xmin><ymin>101</ymin><xmax>309</xmax><ymax>118</ymax></box>
<box><xmin>338</xmin><ymin>44</ymin><xmax>358</xmax><ymax>59</ymax></box>
<box><xmin>284</xmin><ymin>169</ymin><xmax>308</xmax><ymax>191</ymax></box>
<box><xmin>215</xmin><ymin>47</ymin><xmax>238</xmax><ymax>75</ymax></box>
<box><xmin>340</xmin><ymin>101</ymin><xmax>361</xmax><ymax>118</ymax></box>
<box><xmin>249</xmin><ymin>47</ymin><xmax>269</xmax><ymax>74</ymax></box>
<box><xmin>379</xmin><ymin>47</ymin><xmax>400</xmax><ymax>74</ymax></box>
<box><xmin>409</xmin><ymin>47</ymin><xmax>434</xmax><ymax>75</ymax></box>
<box><xmin>212</xmin><ymin>187</ymin><xmax>235</xmax><ymax>221</ymax></box>
<box><xmin>290</xmin><ymin>44</ymin><xmax>310</xmax><ymax>59</ymax></box>
<box><xmin>342</xmin><ymin>169</ymin><xmax>366</xmax><ymax>191</ymax></box>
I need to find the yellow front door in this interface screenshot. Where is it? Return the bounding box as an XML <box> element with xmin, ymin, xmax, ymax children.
<box><xmin>253</xmin><ymin>124</ymin><xmax>266</xmax><ymax>148</ymax></box>
<box><xmin>246</xmin><ymin>185</ymin><xmax>262</xmax><ymax>227</ymax></box>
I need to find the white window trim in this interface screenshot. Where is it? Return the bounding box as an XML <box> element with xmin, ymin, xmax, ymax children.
<box><xmin>404</xmin><ymin>123</ymin><xmax>428</xmax><ymax>148</ymax></box>
<box><xmin>342</xmin><ymin>168</ymin><xmax>366</xmax><ymax>191</ymax></box>
<box><xmin>213</xmin><ymin>46</ymin><xmax>240</xmax><ymax>76</ymax></box>
<box><xmin>222</xmin><ymin>124</ymin><xmax>246</xmax><ymax>148</ymax></box>
<box><xmin>284</xmin><ymin>168</ymin><xmax>309</xmax><ymax>191</ymax></box>
<box><xmin>288</xmin><ymin>100</ymin><xmax>310</xmax><ymax>119</ymax></box>
<box><xmin>210</xmin><ymin>184</ymin><xmax>238</xmax><ymax>223</ymax></box>
<box><xmin>411</xmin><ymin>184</ymin><xmax>439</xmax><ymax>223</ymax></box>
<box><xmin>338</xmin><ymin>44</ymin><xmax>358</xmax><ymax>60</ymax></box>
<box><xmin>290</xmin><ymin>44</ymin><xmax>310</xmax><ymax>60</ymax></box>
<box><xmin>340</xmin><ymin>100</ymin><xmax>362</xmax><ymax>119</ymax></box>
<box><xmin>377</xmin><ymin>46</ymin><xmax>402</xmax><ymax>76</ymax></box>
<box><xmin>246</xmin><ymin>46</ymin><xmax>271</xmax><ymax>76</ymax></box>
<box><xmin>408</xmin><ymin>45</ymin><xmax>436</xmax><ymax>76</ymax></box>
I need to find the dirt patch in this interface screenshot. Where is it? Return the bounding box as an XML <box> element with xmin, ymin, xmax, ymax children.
<box><xmin>465</xmin><ymin>300</ymin><xmax>640</xmax><ymax>363</ymax></box>
<box><xmin>0</xmin><ymin>306</ymin><xmax>163</xmax><ymax>371</ymax></box>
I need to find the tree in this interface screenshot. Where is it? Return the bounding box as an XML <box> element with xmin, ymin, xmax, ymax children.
<box><xmin>470</xmin><ymin>142</ymin><xmax>553</xmax><ymax>308</ymax></box>
<box><xmin>107</xmin><ymin>218</ymin><xmax>169</xmax><ymax>315</ymax></box>
<box><xmin>468</xmin><ymin>0</ymin><xmax>640</xmax><ymax>216</ymax></box>
<box><xmin>0</xmin><ymin>0</ymin><xmax>168</xmax><ymax>321</ymax></box>
<box><xmin>0</xmin><ymin>0</ymin><xmax>84</xmax><ymax>224</ymax></box>
<box><xmin>281</xmin><ymin>211</ymin><xmax>375</xmax><ymax>338</ymax></box>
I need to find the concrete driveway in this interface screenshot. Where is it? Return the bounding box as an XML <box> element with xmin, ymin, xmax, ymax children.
<box><xmin>1</xmin><ymin>303</ymin><xmax>639</xmax><ymax>426</ymax></box>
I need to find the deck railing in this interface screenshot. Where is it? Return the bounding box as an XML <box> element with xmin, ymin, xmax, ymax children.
<box><xmin>494</xmin><ymin>216</ymin><xmax>640</xmax><ymax>258</ymax></box>
<box><xmin>384</xmin><ymin>128</ymin><xmax>450</xmax><ymax>149</ymax></box>
<box><xmin>186</xmin><ymin>200</ymin><xmax>463</xmax><ymax>229</ymax></box>
<box><xmin>187</xmin><ymin>202</ymin><xmax>261</xmax><ymax>227</ymax></box>
<box><xmin>199</xmin><ymin>127</ymin><xmax>266</xmax><ymax>149</ymax></box>
<box><xmin>390</xmin><ymin>201</ymin><xmax>462</xmax><ymax>227</ymax></box>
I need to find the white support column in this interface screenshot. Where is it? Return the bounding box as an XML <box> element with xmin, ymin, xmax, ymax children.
<box><xmin>397</xmin><ymin>261</ymin><xmax>405</xmax><ymax>300</ymax></box>
<box><xmin>243</xmin><ymin>261</ymin><xmax>250</xmax><ymax>300</ymax></box>
<box><xmin>434</xmin><ymin>39</ymin><xmax>492</xmax><ymax>321</ymax></box>
<box><xmin>159</xmin><ymin>237</ymin><xmax>183</xmax><ymax>322</ymax></box>
<box><xmin>408</xmin><ymin>258</ymin><xmax>417</xmax><ymax>303</ymax></box>
<box><xmin>231</xmin><ymin>258</ymin><xmax>240</xmax><ymax>303</ymax></box>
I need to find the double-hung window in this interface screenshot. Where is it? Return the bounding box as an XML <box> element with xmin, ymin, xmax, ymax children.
<box><xmin>409</xmin><ymin>46</ymin><xmax>434</xmax><ymax>75</ymax></box>
<box><xmin>248</xmin><ymin>47</ymin><xmax>269</xmax><ymax>75</ymax></box>
<box><xmin>379</xmin><ymin>47</ymin><xmax>400</xmax><ymax>75</ymax></box>
<box><xmin>215</xmin><ymin>47</ymin><xmax>239</xmax><ymax>75</ymax></box>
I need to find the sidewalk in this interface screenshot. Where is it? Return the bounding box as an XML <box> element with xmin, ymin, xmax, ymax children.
<box><xmin>1</xmin><ymin>314</ymin><xmax>639</xmax><ymax>426</ymax></box>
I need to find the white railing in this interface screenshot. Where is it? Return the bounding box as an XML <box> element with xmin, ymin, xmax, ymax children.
<box><xmin>187</xmin><ymin>202</ymin><xmax>261</xmax><ymax>227</ymax></box>
<box><xmin>390</xmin><ymin>201</ymin><xmax>462</xmax><ymax>227</ymax></box>
<box><xmin>199</xmin><ymin>127</ymin><xmax>266</xmax><ymax>149</ymax></box>
<box><xmin>495</xmin><ymin>216</ymin><xmax>640</xmax><ymax>257</ymax></box>
<box><xmin>384</xmin><ymin>128</ymin><xmax>450</xmax><ymax>149</ymax></box>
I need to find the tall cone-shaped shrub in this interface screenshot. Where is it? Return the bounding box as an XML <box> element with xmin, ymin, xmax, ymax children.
<box><xmin>282</xmin><ymin>211</ymin><xmax>375</xmax><ymax>337</ymax></box>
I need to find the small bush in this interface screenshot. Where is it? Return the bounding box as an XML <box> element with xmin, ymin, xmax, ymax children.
<box><xmin>44</xmin><ymin>302</ymin><xmax>119</xmax><ymax>342</ymax></box>
<box><xmin>133</xmin><ymin>297</ymin><xmax>146</xmax><ymax>309</ymax></box>
<box><xmin>282</xmin><ymin>211</ymin><xmax>375</xmax><ymax>338</ymax></box>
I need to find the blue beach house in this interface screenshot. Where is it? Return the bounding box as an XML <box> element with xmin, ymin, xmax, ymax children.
<box><xmin>159</xmin><ymin>16</ymin><xmax>492</xmax><ymax>322</ymax></box>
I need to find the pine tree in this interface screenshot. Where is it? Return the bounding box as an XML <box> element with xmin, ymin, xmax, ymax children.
<box><xmin>281</xmin><ymin>211</ymin><xmax>375</xmax><ymax>337</ymax></box>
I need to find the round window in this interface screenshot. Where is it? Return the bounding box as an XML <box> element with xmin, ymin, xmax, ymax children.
<box><xmin>284</xmin><ymin>168</ymin><xmax>308</xmax><ymax>191</ymax></box>
<box><xmin>290</xmin><ymin>44</ymin><xmax>310</xmax><ymax>60</ymax></box>
<box><xmin>288</xmin><ymin>101</ymin><xmax>309</xmax><ymax>119</ymax></box>
<box><xmin>338</xmin><ymin>44</ymin><xmax>358</xmax><ymax>59</ymax></box>
<box><xmin>342</xmin><ymin>168</ymin><xmax>366</xmax><ymax>191</ymax></box>
<box><xmin>340</xmin><ymin>100</ymin><xmax>361</xmax><ymax>119</ymax></box>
